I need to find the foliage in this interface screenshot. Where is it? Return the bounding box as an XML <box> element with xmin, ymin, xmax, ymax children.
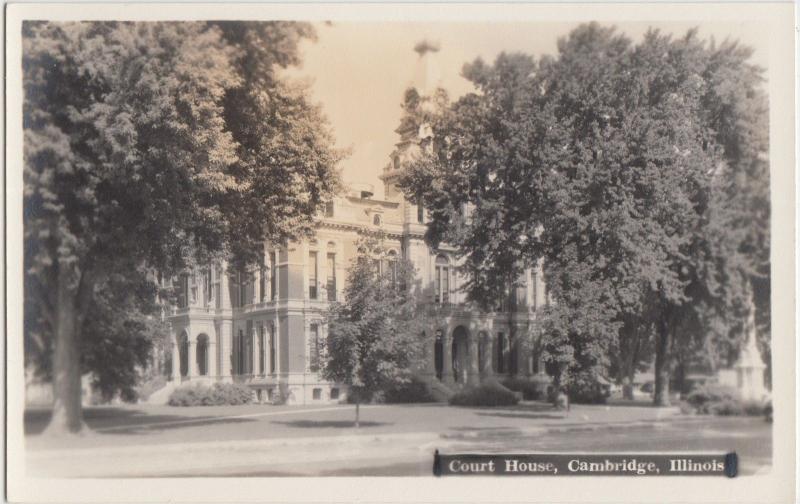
<box><xmin>319</xmin><ymin>234</ymin><xmax>428</xmax><ymax>407</ymax></box>
<box><xmin>397</xmin><ymin>22</ymin><xmax>769</xmax><ymax>407</ymax></box>
<box><xmin>381</xmin><ymin>378</ymin><xmax>437</xmax><ymax>404</ymax></box>
<box><xmin>22</xmin><ymin>21</ymin><xmax>340</xmax><ymax>432</ymax></box>
<box><xmin>566</xmin><ymin>371</ymin><xmax>610</xmax><ymax>404</ymax></box>
<box><xmin>167</xmin><ymin>382</ymin><xmax>253</xmax><ymax>406</ymax></box>
<box><xmin>449</xmin><ymin>382</ymin><xmax>520</xmax><ymax>407</ymax></box>
<box><xmin>685</xmin><ymin>384</ymin><xmax>738</xmax><ymax>414</ymax></box>
<box><xmin>501</xmin><ymin>377</ymin><xmax>543</xmax><ymax>400</ymax></box>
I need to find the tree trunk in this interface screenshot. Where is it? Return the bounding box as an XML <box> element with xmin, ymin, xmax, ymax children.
<box><xmin>622</xmin><ymin>372</ymin><xmax>635</xmax><ymax>400</ymax></box>
<box><xmin>43</xmin><ymin>270</ymin><xmax>87</xmax><ymax>435</ymax></box>
<box><xmin>653</xmin><ymin>314</ymin><xmax>671</xmax><ymax>407</ymax></box>
<box><xmin>355</xmin><ymin>401</ymin><xmax>360</xmax><ymax>428</ymax></box>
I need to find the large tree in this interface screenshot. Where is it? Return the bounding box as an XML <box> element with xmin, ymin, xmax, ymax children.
<box><xmin>398</xmin><ymin>23</ymin><xmax>769</xmax><ymax>406</ymax></box>
<box><xmin>23</xmin><ymin>21</ymin><xmax>340</xmax><ymax>434</ymax></box>
<box><xmin>319</xmin><ymin>235</ymin><xmax>427</xmax><ymax>427</ymax></box>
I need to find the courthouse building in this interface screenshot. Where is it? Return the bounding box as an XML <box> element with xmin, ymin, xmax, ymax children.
<box><xmin>167</xmin><ymin>42</ymin><xmax>549</xmax><ymax>404</ymax></box>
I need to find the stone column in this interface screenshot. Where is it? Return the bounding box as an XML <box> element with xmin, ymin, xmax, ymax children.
<box><xmin>253</xmin><ymin>326</ymin><xmax>262</xmax><ymax>376</ymax></box>
<box><xmin>442</xmin><ymin>329</ymin><xmax>454</xmax><ymax>384</ymax></box>
<box><xmin>265</xmin><ymin>323</ymin><xmax>273</xmax><ymax>375</ymax></box>
<box><xmin>188</xmin><ymin>337</ymin><xmax>198</xmax><ymax>379</ymax></box>
<box><xmin>171</xmin><ymin>340</ymin><xmax>180</xmax><ymax>381</ymax></box>
<box><xmin>219</xmin><ymin>320</ymin><xmax>233</xmax><ymax>380</ymax></box>
<box><xmin>467</xmin><ymin>334</ymin><xmax>480</xmax><ymax>386</ymax></box>
<box><xmin>220</xmin><ymin>261</ymin><xmax>231</xmax><ymax>309</ymax></box>
<box><xmin>208</xmin><ymin>338</ymin><xmax>218</xmax><ymax>378</ymax></box>
<box><xmin>483</xmin><ymin>333</ymin><xmax>495</xmax><ymax>379</ymax></box>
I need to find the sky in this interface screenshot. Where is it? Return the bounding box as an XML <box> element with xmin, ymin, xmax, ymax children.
<box><xmin>287</xmin><ymin>21</ymin><xmax>769</xmax><ymax>199</ymax></box>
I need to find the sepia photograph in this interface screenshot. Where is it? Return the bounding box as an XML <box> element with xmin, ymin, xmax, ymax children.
<box><xmin>5</xmin><ymin>2</ymin><xmax>796</xmax><ymax>503</ymax></box>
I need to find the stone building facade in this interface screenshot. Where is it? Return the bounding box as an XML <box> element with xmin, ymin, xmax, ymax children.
<box><xmin>167</xmin><ymin>42</ymin><xmax>549</xmax><ymax>404</ymax></box>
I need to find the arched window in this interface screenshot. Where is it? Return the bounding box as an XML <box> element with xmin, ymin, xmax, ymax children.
<box><xmin>196</xmin><ymin>334</ymin><xmax>209</xmax><ymax>376</ymax></box>
<box><xmin>387</xmin><ymin>250</ymin><xmax>398</xmax><ymax>285</ymax></box>
<box><xmin>373</xmin><ymin>214</ymin><xmax>382</xmax><ymax>226</ymax></box>
<box><xmin>435</xmin><ymin>255</ymin><xmax>450</xmax><ymax>304</ymax></box>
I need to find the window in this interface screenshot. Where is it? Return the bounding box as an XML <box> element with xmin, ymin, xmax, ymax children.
<box><xmin>330</xmin><ymin>388</ymin><xmax>340</xmax><ymax>400</ymax></box>
<box><xmin>313</xmin><ymin>388</ymin><xmax>322</xmax><ymax>400</ymax></box>
<box><xmin>532</xmin><ymin>272</ymin><xmax>538</xmax><ymax>310</ymax></box>
<box><xmin>213</xmin><ymin>265</ymin><xmax>222</xmax><ymax>308</ymax></box>
<box><xmin>270</xmin><ymin>252</ymin><xmax>277</xmax><ymax>301</ymax></box>
<box><xmin>373</xmin><ymin>214</ymin><xmax>382</xmax><ymax>226</ymax></box>
<box><xmin>238</xmin><ymin>271</ymin><xmax>247</xmax><ymax>307</ymax></box>
<box><xmin>324</xmin><ymin>201</ymin><xmax>334</xmax><ymax>218</ymax></box>
<box><xmin>189</xmin><ymin>273</ymin><xmax>197</xmax><ymax>304</ymax></box>
<box><xmin>204</xmin><ymin>269</ymin><xmax>213</xmax><ymax>305</ymax></box>
<box><xmin>326</xmin><ymin>253</ymin><xmax>337</xmax><ymax>301</ymax></box>
<box><xmin>269</xmin><ymin>323</ymin><xmax>276</xmax><ymax>374</ymax></box>
<box><xmin>417</xmin><ymin>200</ymin><xmax>424</xmax><ymax>223</ymax></box>
<box><xmin>309</xmin><ymin>323</ymin><xmax>320</xmax><ymax>372</ymax></box>
<box><xmin>435</xmin><ymin>255</ymin><xmax>450</xmax><ymax>304</ymax></box>
<box><xmin>497</xmin><ymin>332</ymin><xmax>506</xmax><ymax>373</ymax></box>
<box><xmin>259</xmin><ymin>256</ymin><xmax>266</xmax><ymax>302</ymax></box>
<box><xmin>309</xmin><ymin>251</ymin><xmax>318</xmax><ymax>299</ymax></box>
<box><xmin>178</xmin><ymin>274</ymin><xmax>189</xmax><ymax>308</ymax></box>
<box><xmin>258</xmin><ymin>325</ymin><xmax>266</xmax><ymax>375</ymax></box>
<box><xmin>387</xmin><ymin>250</ymin><xmax>398</xmax><ymax>285</ymax></box>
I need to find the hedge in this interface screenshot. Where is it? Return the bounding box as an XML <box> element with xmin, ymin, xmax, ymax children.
<box><xmin>168</xmin><ymin>382</ymin><xmax>253</xmax><ymax>406</ymax></box>
<box><xmin>449</xmin><ymin>382</ymin><xmax>519</xmax><ymax>407</ymax></box>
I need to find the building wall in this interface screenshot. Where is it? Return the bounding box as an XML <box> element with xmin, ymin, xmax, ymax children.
<box><xmin>167</xmin><ymin>186</ymin><xmax>546</xmax><ymax>404</ymax></box>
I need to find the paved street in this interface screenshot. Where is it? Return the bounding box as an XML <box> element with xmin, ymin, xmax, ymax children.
<box><xmin>24</xmin><ymin>402</ymin><xmax>771</xmax><ymax>477</ymax></box>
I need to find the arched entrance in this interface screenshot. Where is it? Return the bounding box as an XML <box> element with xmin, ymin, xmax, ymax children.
<box><xmin>196</xmin><ymin>334</ymin><xmax>209</xmax><ymax>376</ymax></box>
<box><xmin>451</xmin><ymin>326</ymin><xmax>469</xmax><ymax>384</ymax></box>
<box><xmin>434</xmin><ymin>330</ymin><xmax>444</xmax><ymax>380</ymax></box>
<box><xmin>178</xmin><ymin>331</ymin><xmax>189</xmax><ymax>378</ymax></box>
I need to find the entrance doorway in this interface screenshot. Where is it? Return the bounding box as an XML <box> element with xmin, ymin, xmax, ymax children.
<box><xmin>451</xmin><ymin>326</ymin><xmax>469</xmax><ymax>384</ymax></box>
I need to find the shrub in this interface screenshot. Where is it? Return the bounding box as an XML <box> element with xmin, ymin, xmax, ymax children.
<box><xmin>382</xmin><ymin>379</ymin><xmax>437</xmax><ymax>404</ymax></box>
<box><xmin>710</xmin><ymin>398</ymin><xmax>743</xmax><ymax>416</ymax></box>
<box><xmin>501</xmin><ymin>377</ymin><xmax>543</xmax><ymax>400</ymax></box>
<box><xmin>168</xmin><ymin>383</ymin><xmax>253</xmax><ymax>406</ymax></box>
<box><xmin>685</xmin><ymin>384</ymin><xmax>738</xmax><ymax>414</ymax></box>
<box><xmin>742</xmin><ymin>401</ymin><xmax>766</xmax><ymax>417</ymax></box>
<box><xmin>449</xmin><ymin>382</ymin><xmax>519</xmax><ymax>407</ymax></box>
<box><xmin>567</xmin><ymin>373</ymin><xmax>609</xmax><ymax>404</ymax></box>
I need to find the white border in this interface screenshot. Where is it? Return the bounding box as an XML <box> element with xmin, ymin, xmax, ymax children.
<box><xmin>5</xmin><ymin>2</ymin><xmax>796</xmax><ymax>503</ymax></box>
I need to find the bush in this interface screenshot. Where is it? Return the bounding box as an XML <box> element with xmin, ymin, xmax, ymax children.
<box><xmin>501</xmin><ymin>377</ymin><xmax>543</xmax><ymax>400</ymax></box>
<box><xmin>382</xmin><ymin>379</ymin><xmax>437</xmax><ymax>404</ymax></box>
<box><xmin>567</xmin><ymin>373</ymin><xmax>609</xmax><ymax>404</ymax></box>
<box><xmin>742</xmin><ymin>401</ymin><xmax>768</xmax><ymax>417</ymax></box>
<box><xmin>449</xmin><ymin>382</ymin><xmax>519</xmax><ymax>407</ymax></box>
<box><xmin>709</xmin><ymin>397</ymin><xmax>743</xmax><ymax>416</ymax></box>
<box><xmin>168</xmin><ymin>383</ymin><xmax>253</xmax><ymax>406</ymax></box>
<box><xmin>685</xmin><ymin>384</ymin><xmax>738</xmax><ymax>414</ymax></box>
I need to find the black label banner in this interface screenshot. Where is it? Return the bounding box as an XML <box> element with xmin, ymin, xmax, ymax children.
<box><xmin>433</xmin><ymin>452</ymin><xmax>737</xmax><ymax>477</ymax></box>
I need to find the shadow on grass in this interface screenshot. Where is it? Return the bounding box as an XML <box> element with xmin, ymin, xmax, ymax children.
<box><xmin>25</xmin><ymin>406</ymin><xmax>255</xmax><ymax>436</ymax></box>
<box><xmin>271</xmin><ymin>419</ymin><xmax>391</xmax><ymax>429</ymax></box>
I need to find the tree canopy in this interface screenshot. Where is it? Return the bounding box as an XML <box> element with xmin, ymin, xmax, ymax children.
<box><xmin>398</xmin><ymin>22</ymin><xmax>769</xmax><ymax>405</ymax></box>
<box><xmin>23</xmin><ymin>21</ymin><xmax>341</xmax><ymax>433</ymax></box>
<box><xmin>319</xmin><ymin>234</ymin><xmax>427</xmax><ymax>425</ymax></box>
